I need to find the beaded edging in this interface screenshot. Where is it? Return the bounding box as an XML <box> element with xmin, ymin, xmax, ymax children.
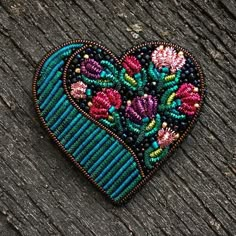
<box><xmin>33</xmin><ymin>39</ymin><xmax>206</xmax><ymax>205</ymax></box>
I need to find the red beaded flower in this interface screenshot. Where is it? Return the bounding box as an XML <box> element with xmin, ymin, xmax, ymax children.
<box><xmin>89</xmin><ymin>88</ymin><xmax>122</xmax><ymax>119</ymax></box>
<box><xmin>122</xmin><ymin>55</ymin><xmax>141</xmax><ymax>76</ymax></box>
<box><xmin>176</xmin><ymin>83</ymin><xmax>201</xmax><ymax>116</ymax></box>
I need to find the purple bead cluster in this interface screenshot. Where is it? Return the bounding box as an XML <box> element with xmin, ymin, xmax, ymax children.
<box><xmin>81</xmin><ymin>58</ymin><xmax>102</xmax><ymax>79</ymax></box>
<box><xmin>125</xmin><ymin>95</ymin><xmax>158</xmax><ymax>124</ymax></box>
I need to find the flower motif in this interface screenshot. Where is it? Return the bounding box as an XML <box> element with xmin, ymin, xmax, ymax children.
<box><xmin>126</xmin><ymin>95</ymin><xmax>158</xmax><ymax>124</ymax></box>
<box><xmin>122</xmin><ymin>55</ymin><xmax>141</xmax><ymax>76</ymax></box>
<box><xmin>151</xmin><ymin>45</ymin><xmax>186</xmax><ymax>73</ymax></box>
<box><xmin>70</xmin><ymin>81</ymin><xmax>87</xmax><ymax>99</ymax></box>
<box><xmin>81</xmin><ymin>58</ymin><xmax>102</xmax><ymax>79</ymax></box>
<box><xmin>176</xmin><ymin>83</ymin><xmax>201</xmax><ymax>116</ymax></box>
<box><xmin>157</xmin><ymin>127</ymin><xmax>177</xmax><ymax>148</ymax></box>
<box><xmin>89</xmin><ymin>88</ymin><xmax>122</xmax><ymax>119</ymax></box>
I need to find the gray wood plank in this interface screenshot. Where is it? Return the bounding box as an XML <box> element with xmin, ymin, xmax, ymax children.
<box><xmin>0</xmin><ymin>0</ymin><xmax>236</xmax><ymax>235</ymax></box>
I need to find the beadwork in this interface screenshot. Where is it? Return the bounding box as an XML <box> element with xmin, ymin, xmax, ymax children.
<box><xmin>33</xmin><ymin>40</ymin><xmax>206</xmax><ymax>204</ymax></box>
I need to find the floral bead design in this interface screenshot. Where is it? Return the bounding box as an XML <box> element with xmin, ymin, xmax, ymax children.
<box><xmin>66</xmin><ymin>43</ymin><xmax>203</xmax><ymax>172</ymax></box>
<box><xmin>176</xmin><ymin>83</ymin><xmax>201</xmax><ymax>116</ymax></box>
<box><xmin>70</xmin><ymin>81</ymin><xmax>87</xmax><ymax>99</ymax></box>
<box><xmin>125</xmin><ymin>95</ymin><xmax>158</xmax><ymax>124</ymax></box>
<box><xmin>89</xmin><ymin>88</ymin><xmax>122</xmax><ymax>119</ymax></box>
<box><xmin>152</xmin><ymin>46</ymin><xmax>186</xmax><ymax>73</ymax></box>
<box><xmin>122</xmin><ymin>55</ymin><xmax>142</xmax><ymax>76</ymax></box>
<box><xmin>157</xmin><ymin>126</ymin><xmax>178</xmax><ymax>148</ymax></box>
<box><xmin>81</xmin><ymin>58</ymin><xmax>102</xmax><ymax>79</ymax></box>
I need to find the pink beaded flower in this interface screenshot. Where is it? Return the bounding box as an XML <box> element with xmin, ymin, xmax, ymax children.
<box><xmin>122</xmin><ymin>55</ymin><xmax>142</xmax><ymax>76</ymax></box>
<box><xmin>125</xmin><ymin>95</ymin><xmax>158</xmax><ymax>124</ymax></box>
<box><xmin>176</xmin><ymin>83</ymin><xmax>201</xmax><ymax>116</ymax></box>
<box><xmin>89</xmin><ymin>88</ymin><xmax>122</xmax><ymax>119</ymax></box>
<box><xmin>70</xmin><ymin>81</ymin><xmax>87</xmax><ymax>99</ymax></box>
<box><xmin>152</xmin><ymin>45</ymin><xmax>186</xmax><ymax>73</ymax></box>
<box><xmin>157</xmin><ymin>127</ymin><xmax>176</xmax><ymax>148</ymax></box>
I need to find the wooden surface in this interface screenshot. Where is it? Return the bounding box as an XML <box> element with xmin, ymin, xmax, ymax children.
<box><xmin>1</xmin><ymin>0</ymin><xmax>236</xmax><ymax>235</ymax></box>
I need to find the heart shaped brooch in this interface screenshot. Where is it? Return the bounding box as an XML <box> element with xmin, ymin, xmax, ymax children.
<box><xmin>33</xmin><ymin>40</ymin><xmax>206</xmax><ymax>204</ymax></box>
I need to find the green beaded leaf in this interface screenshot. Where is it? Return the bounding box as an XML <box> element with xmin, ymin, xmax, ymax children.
<box><xmin>119</xmin><ymin>68</ymin><xmax>147</xmax><ymax>92</ymax></box>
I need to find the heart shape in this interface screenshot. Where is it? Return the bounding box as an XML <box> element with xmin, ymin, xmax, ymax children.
<box><xmin>33</xmin><ymin>40</ymin><xmax>205</xmax><ymax>204</ymax></box>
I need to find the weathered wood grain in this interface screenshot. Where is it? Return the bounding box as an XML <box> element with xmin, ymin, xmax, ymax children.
<box><xmin>0</xmin><ymin>0</ymin><xmax>236</xmax><ymax>235</ymax></box>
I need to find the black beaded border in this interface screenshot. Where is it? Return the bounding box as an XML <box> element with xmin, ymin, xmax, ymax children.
<box><xmin>33</xmin><ymin>39</ymin><xmax>206</xmax><ymax>205</ymax></box>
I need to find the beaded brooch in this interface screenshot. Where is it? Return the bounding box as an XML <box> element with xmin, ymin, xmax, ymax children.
<box><xmin>33</xmin><ymin>40</ymin><xmax>206</xmax><ymax>204</ymax></box>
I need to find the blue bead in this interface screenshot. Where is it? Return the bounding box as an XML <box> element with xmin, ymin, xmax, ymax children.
<box><xmin>142</xmin><ymin>117</ymin><xmax>149</xmax><ymax>123</ymax></box>
<box><xmin>162</xmin><ymin>67</ymin><xmax>169</xmax><ymax>73</ymax></box>
<box><xmin>86</xmin><ymin>89</ymin><xmax>92</xmax><ymax>96</ymax></box>
<box><xmin>109</xmin><ymin>106</ymin><xmax>116</xmax><ymax>113</ymax></box>
<box><xmin>134</xmin><ymin>73</ymin><xmax>141</xmax><ymax>80</ymax></box>
<box><xmin>100</xmin><ymin>71</ymin><xmax>106</xmax><ymax>77</ymax></box>
<box><xmin>152</xmin><ymin>141</ymin><xmax>159</xmax><ymax>149</ymax></box>
<box><xmin>176</xmin><ymin>99</ymin><xmax>181</xmax><ymax>106</ymax></box>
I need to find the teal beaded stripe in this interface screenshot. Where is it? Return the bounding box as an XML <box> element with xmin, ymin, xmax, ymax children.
<box><xmin>35</xmin><ymin>42</ymin><xmax>143</xmax><ymax>203</ymax></box>
<box><xmin>101</xmin><ymin>153</ymin><xmax>132</xmax><ymax>189</ymax></box>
